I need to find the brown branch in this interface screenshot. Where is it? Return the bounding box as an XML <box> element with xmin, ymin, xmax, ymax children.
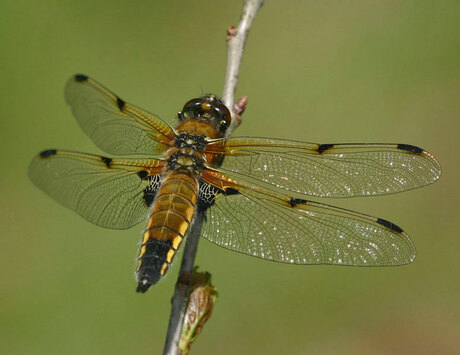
<box><xmin>162</xmin><ymin>1</ymin><xmax>264</xmax><ymax>354</ymax></box>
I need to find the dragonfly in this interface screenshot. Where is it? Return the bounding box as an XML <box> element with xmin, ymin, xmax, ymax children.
<box><xmin>29</xmin><ymin>74</ymin><xmax>441</xmax><ymax>293</ymax></box>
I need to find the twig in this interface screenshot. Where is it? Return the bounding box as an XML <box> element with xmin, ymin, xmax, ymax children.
<box><xmin>163</xmin><ymin>210</ymin><xmax>204</xmax><ymax>355</ymax></box>
<box><xmin>162</xmin><ymin>1</ymin><xmax>264</xmax><ymax>354</ymax></box>
<box><xmin>223</xmin><ymin>0</ymin><xmax>264</xmax><ymax>136</ymax></box>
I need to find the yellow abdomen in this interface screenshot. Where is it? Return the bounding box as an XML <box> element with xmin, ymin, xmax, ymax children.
<box><xmin>136</xmin><ymin>171</ymin><xmax>198</xmax><ymax>292</ymax></box>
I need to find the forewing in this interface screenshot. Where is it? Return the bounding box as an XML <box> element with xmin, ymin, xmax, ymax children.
<box><xmin>65</xmin><ymin>74</ymin><xmax>176</xmax><ymax>156</ymax></box>
<box><xmin>205</xmin><ymin>137</ymin><xmax>441</xmax><ymax>198</ymax></box>
<box><xmin>199</xmin><ymin>170</ymin><xmax>416</xmax><ymax>266</ymax></box>
<box><xmin>29</xmin><ymin>150</ymin><xmax>165</xmax><ymax>229</ymax></box>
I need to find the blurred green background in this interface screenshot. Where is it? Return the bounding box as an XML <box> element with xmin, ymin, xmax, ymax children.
<box><xmin>1</xmin><ymin>1</ymin><xmax>458</xmax><ymax>354</ymax></box>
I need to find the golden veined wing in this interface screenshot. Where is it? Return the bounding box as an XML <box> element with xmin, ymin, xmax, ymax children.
<box><xmin>65</xmin><ymin>74</ymin><xmax>176</xmax><ymax>156</ymax></box>
<box><xmin>205</xmin><ymin>137</ymin><xmax>441</xmax><ymax>198</ymax></box>
<box><xmin>198</xmin><ymin>169</ymin><xmax>415</xmax><ymax>266</ymax></box>
<box><xmin>29</xmin><ymin>149</ymin><xmax>165</xmax><ymax>229</ymax></box>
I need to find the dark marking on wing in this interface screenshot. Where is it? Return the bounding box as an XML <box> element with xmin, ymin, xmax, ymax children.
<box><xmin>101</xmin><ymin>156</ymin><xmax>112</xmax><ymax>168</ymax></box>
<box><xmin>143</xmin><ymin>193</ymin><xmax>155</xmax><ymax>207</ymax></box>
<box><xmin>376</xmin><ymin>218</ymin><xmax>404</xmax><ymax>233</ymax></box>
<box><xmin>39</xmin><ymin>149</ymin><xmax>57</xmax><ymax>158</ymax></box>
<box><xmin>74</xmin><ymin>74</ymin><xmax>88</xmax><ymax>82</ymax></box>
<box><xmin>143</xmin><ymin>176</ymin><xmax>160</xmax><ymax>207</ymax></box>
<box><xmin>289</xmin><ymin>197</ymin><xmax>308</xmax><ymax>207</ymax></box>
<box><xmin>137</xmin><ymin>170</ymin><xmax>149</xmax><ymax>180</ymax></box>
<box><xmin>197</xmin><ymin>181</ymin><xmax>223</xmax><ymax>210</ymax></box>
<box><xmin>317</xmin><ymin>143</ymin><xmax>334</xmax><ymax>154</ymax></box>
<box><xmin>198</xmin><ymin>184</ymin><xmax>240</xmax><ymax>211</ymax></box>
<box><xmin>116</xmin><ymin>97</ymin><xmax>125</xmax><ymax>111</ymax></box>
<box><xmin>225</xmin><ymin>188</ymin><xmax>240</xmax><ymax>196</ymax></box>
<box><xmin>397</xmin><ymin>144</ymin><xmax>423</xmax><ymax>154</ymax></box>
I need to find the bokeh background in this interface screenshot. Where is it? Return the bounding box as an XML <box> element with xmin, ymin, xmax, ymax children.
<box><xmin>1</xmin><ymin>1</ymin><xmax>458</xmax><ymax>354</ymax></box>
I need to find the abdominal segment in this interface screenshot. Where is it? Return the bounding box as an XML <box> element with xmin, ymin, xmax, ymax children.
<box><xmin>136</xmin><ymin>172</ymin><xmax>198</xmax><ymax>293</ymax></box>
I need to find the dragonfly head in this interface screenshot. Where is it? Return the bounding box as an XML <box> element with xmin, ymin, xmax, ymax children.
<box><xmin>178</xmin><ymin>95</ymin><xmax>231</xmax><ymax>136</ymax></box>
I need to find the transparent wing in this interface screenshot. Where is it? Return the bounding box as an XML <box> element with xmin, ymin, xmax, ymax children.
<box><xmin>198</xmin><ymin>169</ymin><xmax>416</xmax><ymax>266</ymax></box>
<box><xmin>65</xmin><ymin>74</ymin><xmax>176</xmax><ymax>156</ymax></box>
<box><xmin>29</xmin><ymin>149</ymin><xmax>165</xmax><ymax>229</ymax></box>
<box><xmin>205</xmin><ymin>137</ymin><xmax>441</xmax><ymax>198</ymax></box>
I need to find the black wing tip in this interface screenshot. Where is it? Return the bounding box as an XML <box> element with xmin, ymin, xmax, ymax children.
<box><xmin>377</xmin><ymin>218</ymin><xmax>404</xmax><ymax>233</ymax></box>
<box><xmin>74</xmin><ymin>74</ymin><xmax>89</xmax><ymax>82</ymax></box>
<box><xmin>39</xmin><ymin>149</ymin><xmax>57</xmax><ymax>158</ymax></box>
<box><xmin>317</xmin><ymin>144</ymin><xmax>334</xmax><ymax>154</ymax></box>
<box><xmin>397</xmin><ymin>144</ymin><xmax>424</xmax><ymax>154</ymax></box>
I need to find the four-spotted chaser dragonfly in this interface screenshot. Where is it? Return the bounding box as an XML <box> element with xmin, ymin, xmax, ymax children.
<box><xmin>29</xmin><ymin>74</ymin><xmax>441</xmax><ymax>292</ymax></box>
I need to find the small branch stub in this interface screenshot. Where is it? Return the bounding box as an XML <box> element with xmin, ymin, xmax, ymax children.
<box><xmin>232</xmin><ymin>96</ymin><xmax>248</xmax><ymax>128</ymax></box>
<box><xmin>226</xmin><ymin>26</ymin><xmax>238</xmax><ymax>41</ymax></box>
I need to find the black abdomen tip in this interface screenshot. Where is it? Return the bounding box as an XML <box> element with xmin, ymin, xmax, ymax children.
<box><xmin>136</xmin><ymin>272</ymin><xmax>162</xmax><ymax>293</ymax></box>
<box><xmin>74</xmin><ymin>74</ymin><xmax>89</xmax><ymax>82</ymax></box>
<box><xmin>39</xmin><ymin>149</ymin><xmax>57</xmax><ymax>158</ymax></box>
<box><xmin>136</xmin><ymin>279</ymin><xmax>153</xmax><ymax>293</ymax></box>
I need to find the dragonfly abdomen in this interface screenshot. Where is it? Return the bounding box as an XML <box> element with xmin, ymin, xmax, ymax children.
<box><xmin>136</xmin><ymin>171</ymin><xmax>198</xmax><ymax>293</ymax></box>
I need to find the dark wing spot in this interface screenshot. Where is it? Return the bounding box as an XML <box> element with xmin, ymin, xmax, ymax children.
<box><xmin>137</xmin><ymin>170</ymin><xmax>149</xmax><ymax>179</ymax></box>
<box><xmin>74</xmin><ymin>74</ymin><xmax>88</xmax><ymax>82</ymax></box>
<box><xmin>143</xmin><ymin>192</ymin><xmax>155</xmax><ymax>207</ymax></box>
<box><xmin>376</xmin><ymin>218</ymin><xmax>404</xmax><ymax>233</ymax></box>
<box><xmin>289</xmin><ymin>198</ymin><xmax>307</xmax><ymax>207</ymax></box>
<box><xmin>39</xmin><ymin>149</ymin><xmax>57</xmax><ymax>158</ymax></box>
<box><xmin>197</xmin><ymin>180</ymin><xmax>223</xmax><ymax>210</ymax></box>
<box><xmin>317</xmin><ymin>144</ymin><xmax>334</xmax><ymax>154</ymax></box>
<box><xmin>116</xmin><ymin>97</ymin><xmax>125</xmax><ymax>111</ymax></box>
<box><xmin>397</xmin><ymin>144</ymin><xmax>423</xmax><ymax>154</ymax></box>
<box><xmin>101</xmin><ymin>156</ymin><xmax>112</xmax><ymax>168</ymax></box>
<box><xmin>225</xmin><ymin>188</ymin><xmax>240</xmax><ymax>196</ymax></box>
<box><xmin>142</xmin><ymin>175</ymin><xmax>161</xmax><ymax>207</ymax></box>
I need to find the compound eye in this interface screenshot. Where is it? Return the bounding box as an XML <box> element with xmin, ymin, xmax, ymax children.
<box><xmin>214</xmin><ymin>103</ymin><xmax>232</xmax><ymax>128</ymax></box>
<box><xmin>181</xmin><ymin>98</ymin><xmax>203</xmax><ymax>120</ymax></box>
<box><xmin>182</xmin><ymin>98</ymin><xmax>202</xmax><ymax>111</ymax></box>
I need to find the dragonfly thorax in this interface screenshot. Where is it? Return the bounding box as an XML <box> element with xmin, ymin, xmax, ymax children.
<box><xmin>166</xmin><ymin>148</ymin><xmax>205</xmax><ymax>174</ymax></box>
<box><xmin>174</xmin><ymin>133</ymin><xmax>207</xmax><ymax>152</ymax></box>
